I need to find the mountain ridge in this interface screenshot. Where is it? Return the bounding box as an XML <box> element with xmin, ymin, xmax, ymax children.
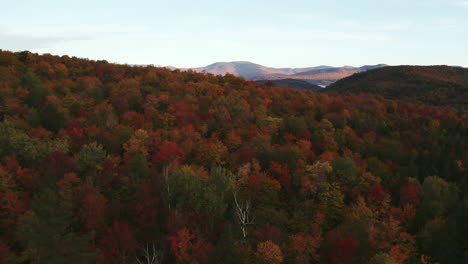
<box><xmin>323</xmin><ymin>65</ymin><xmax>468</xmax><ymax>109</ymax></box>
<box><xmin>177</xmin><ymin>61</ymin><xmax>387</xmax><ymax>86</ymax></box>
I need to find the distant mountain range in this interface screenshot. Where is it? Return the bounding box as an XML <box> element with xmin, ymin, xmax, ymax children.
<box><xmin>323</xmin><ymin>65</ymin><xmax>468</xmax><ymax>109</ymax></box>
<box><xmin>179</xmin><ymin>61</ymin><xmax>387</xmax><ymax>87</ymax></box>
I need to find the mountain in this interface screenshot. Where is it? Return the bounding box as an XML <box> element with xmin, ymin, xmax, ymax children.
<box><xmin>190</xmin><ymin>61</ymin><xmax>325</xmax><ymax>80</ymax></box>
<box><xmin>323</xmin><ymin>65</ymin><xmax>468</xmax><ymax>110</ymax></box>
<box><xmin>189</xmin><ymin>61</ymin><xmax>386</xmax><ymax>87</ymax></box>
<box><xmin>257</xmin><ymin>64</ymin><xmax>388</xmax><ymax>87</ymax></box>
<box><xmin>255</xmin><ymin>78</ymin><xmax>322</xmax><ymax>91</ymax></box>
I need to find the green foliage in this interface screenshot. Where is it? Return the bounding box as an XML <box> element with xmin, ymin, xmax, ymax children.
<box><xmin>39</xmin><ymin>103</ymin><xmax>65</xmax><ymax>133</ymax></box>
<box><xmin>169</xmin><ymin>166</ymin><xmax>231</xmax><ymax>219</ymax></box>
<box><xmin>75</xmin><ymin>142</ymin><xmax>106</xmax><ymax>175</ymax></box>
<box><xmin>23</xmin><ymin>71</ymin><xmax>48</xmax><ymax>108</ymax></box>
<box><xmin>319</xmin><ymin>183</ymin><xmax>345</xmax><ymax>229</ymax></box>
<box><xmin>368</xmin><ymin>253</ymin><xmax>397</xmax><ymax>264</ymax></box>
<box><xmin>0</xmin><ymin>121</ymin><xmax>16</xmax><ymax>157</ymax></box>
<box><xmin>127</xmin><ymin>152</ymin><xmax>149</xmax><ymax>183</ymax></box>
<box><xmin>415</xmin><ymin>176</ymin><xmax>459</xmax><ymax>227</ymax></box>
<box><xmin>331</xmin><ymin>157</ymin><xmax>359</xmax><ymax>186</ymax></box>
<box><xmin>17</xmin><ymin>189</ymin><xmax>97</xmax><ymax>263</ymax></box>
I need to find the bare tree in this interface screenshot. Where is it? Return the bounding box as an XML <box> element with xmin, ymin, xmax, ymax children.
<box><xmin>136</xmin><ymin>243</ymin><xmax>163</xmax><ymax>264</ymax></box>
<box><xmin>233</xmin><ymin>192</ymin><xmax>254</xmax><ymax>239</ymax></box>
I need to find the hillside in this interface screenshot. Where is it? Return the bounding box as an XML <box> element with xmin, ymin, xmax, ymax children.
<box><xmin>324</xmin><ymin>65</ymin><xmax>468</xmax><ymax>110</ymax></box>
<box><xmin>258</xmin><ymin>64</ymin><xmax>387</xmax><ymax>87</ymax></box>
<box><xmin>0</xmin><ymin>50</ymin><xmax>467</xmax><ymax>264</ymax></box>
<box><xmin>255</xmin><ymin>78</ymin><xmax>322</xmax><ymax>91</ymax></box>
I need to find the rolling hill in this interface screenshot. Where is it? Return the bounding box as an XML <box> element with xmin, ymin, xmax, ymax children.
<box><xmin>323</xmin><ymin>65</ymin><xmax>468</xmax><ymax>109</ymax></box>
<box><xmin>255</xmin><ymin>78</ymin><xmax>322</xmax><ymax>91</ymax></box>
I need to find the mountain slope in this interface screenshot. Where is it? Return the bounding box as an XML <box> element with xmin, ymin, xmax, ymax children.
<box><xmin>323</xmin><ymin>65</ymin><xmax>468</xmax><ymax>109</ymax></box>
<box><xmin>258</xmin><ymin>64</ymin><xmax>388</xmax><ymax>87</ymax></box>
<box><xmin>255</xmin><ymin>78</ymin><xmax>322</xmax><ymax>91</ymax></box>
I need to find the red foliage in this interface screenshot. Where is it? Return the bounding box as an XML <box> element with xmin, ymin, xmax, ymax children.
<box><xmin>78</xmin><ymin>184</ymin><xmax>107</xmax><ymax>231</ymax></box>
<box><xmin>235</xmin><ymin>146</ymin><xmax>255</xmax><ymax>164</ymax></box>
<box><xmin>122</xmin><ymin>111</ymin><xmax>145</xmax><ymax>129</ymax></box>
<box><xmin>153</xmin><ymin>140</ymin><xmax>185</xmax><ymax>165</ymax></box>
<box><xmin>400</xmin><ymin>182</ymin><xmax>420</xmax><ymax>206</ymax></box>
<box><xmin>0</xmin><ymin>191</ymin><xmax>26</xmax><ymax>229</ymax></box>
<box><xmin>255</xmin><ymin>224</ymin><xmax>282</xmax><ymax>245</ymax></box>
<box><xmin>323</xmin><ymin>231</ymin><xmax>359</xmax><ymax>264</ymax></box>
<box><xmin>0</xmin><ymin>243</ymin><xmax>12</xmax><ymax>264</ymax></box>
<box><xmin>132</xmin><ymin>182</ymin><xmax>160</xmax><ymax>232</ymax></box>
<box><xmin>268</xmin><ymin>162</ymin><xmax>291</xmax><ymax>191</ymax></box>
<box><xmin>289</xmin><ymin>232</ymin><xmax>320</xmax><ymax>264</ymax></box>
<box><xmin>335</xmin><ymin>234</ymin><xmax>359</xmax><ymax>264</ymax></box>
<box><xmin>299</xmin><ymin>130</ymin><xmax>311</xmax><ymax>140</ymax></box>
<box><xmin>45</xmin><ymin>151</ymin><xmax>73</xmax><ymax>177</ymax></box>
<box><xmin>99</xmin><ymin>221</ymin><xmax>138</xmax><ymax>264</ymax></box>
<box><xmin>168</xmin><ymin>228</ymin><xmax>214</xmax><ymax>264</ymax></box>
<box><xmin>66</xmin><ymin>120</ymin><xmax>85</xmax><ymax>146</ymax></box>
<box><xmin>368</xmin><ymin>184</ymin><xmax>388</xmax><ymax>202</ymax></box>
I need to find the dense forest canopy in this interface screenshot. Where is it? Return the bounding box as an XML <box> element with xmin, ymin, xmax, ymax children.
<box><xmin>0</xmin><ymin>50</ymin><xmax>467</xmax><ymax>264</ymax></box>
<box><xmin>324</xmin><ymin>65</ymin><xmax>468</xmax><ymax>111</ymax></box>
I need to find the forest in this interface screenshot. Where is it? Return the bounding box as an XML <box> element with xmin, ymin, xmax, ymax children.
<box><xmin>324</xmin><ymin>65</ymin><xmax>468</xmax><ymax>111</ymax></box>
<box><xmin>0</xmin><ymin>50</ymin><xmax>467</xmax><ymax>264</ymax></box>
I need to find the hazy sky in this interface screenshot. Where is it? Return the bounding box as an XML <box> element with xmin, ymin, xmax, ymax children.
<box><xmin>1</xmin><ymin>0</ymin><xmax>467</xmax><ymax>67</ymax></box>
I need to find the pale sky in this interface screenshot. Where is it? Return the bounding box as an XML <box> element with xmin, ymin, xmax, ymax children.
<box><xmin>1</xmin><ymin>0</ymin><xmax>467</xmax><ymax>68</ymax></box>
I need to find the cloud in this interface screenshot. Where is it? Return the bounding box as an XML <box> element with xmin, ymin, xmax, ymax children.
<box><xmin>0</xmin><ymin>30</ymin><xmax>69</xmax><ymax>51</ymax></box>
<box><xmin>456</xmin><ymin>0</ymin><xmax>468</xmax><ymax>6</ymax></box>
<box><xmin>0</xmin><ymin>25</ymin><xmax>148</xmax><ymax>51</ymax></box>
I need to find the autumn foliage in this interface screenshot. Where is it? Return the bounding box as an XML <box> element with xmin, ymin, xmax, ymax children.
<box><xmin>0</xmin><ymin>50</ymin><xmax>466</xmax><ymax>264</ymax></box>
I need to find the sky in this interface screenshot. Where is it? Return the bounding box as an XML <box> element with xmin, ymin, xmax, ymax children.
<box><xmin>1</xmin><ymin>0</ymin><xmax>467</xmax><ymax>68</ymax></box>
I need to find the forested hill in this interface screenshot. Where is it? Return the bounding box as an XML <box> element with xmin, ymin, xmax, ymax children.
<box><xmin>323</xmin><ymin>65</ymin><xmax>468</xmax><ymax>111</ymax></box>
<box><xmin>0</xmin><ymin>50</ymin><xmax>467</xmax><ymax>264</ymax></box>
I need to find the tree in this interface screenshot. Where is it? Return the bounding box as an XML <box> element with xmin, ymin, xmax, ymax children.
<box><xmin>153</xmin><ymin>140</ymin><xmax>184</xmax><ymax>204</ymax></box>
<box><xmin>0</xmin><ymin>191</ymin><xmax>25</xmax><ymax>237</ymax></box>
<box><xmin>17</xmin><ymin>189</ymin><xmax>97</xmax><ymax>263</ymax></box>
<box><xmin>195</xmin><ymin>138</ymin><xmax>228</xmax><ymax>167</ymax></box>
<box><xmin>234</xmin><ymin>192</ymin><xmax>255</xmax><ymax>240</ymax></box>
<box><xmin>75</xmin><ymin>142</ymin><xmax>106</xmax><ymax>178</ymax></box>
<box><xmin>23</xmin><ymin>71</ymin><xmax>48</xmax><ymax>108</ymax></box>
<box><xmin>289</xmin><ymin>232</ymin><xmax>321</xmax><ymax>264</ymax></box>
<box><xmin>0</xmin><ymin>242</ymin><xmax>13</xmax><ymax>264</ymax></box>
<box><xmin>127</xmin><ymin>152</ymin><xmax>149</xmax><ymax>183</ymax></box>
<box><xmin>400</xmin><ymin>179</ymin><xmax>420</xmax><ymax>206</ymax></box>
<box><xmin>368</xmin><ymin>184</ymin><xmax>388</xmax><ymax>203</ymax></box>
<box><xmin>136</xmin><ymin>243</ymin><xmax>163</xmax><ymax>264</ymax></box>
<box><xmin>169</xmin><ymin>166</ymin><xmax>230</xmax><ymax>219</ymax></box>
<box><xmin>331</xmin><ymin>157</ymin><xmax>359</xmax><ymax>186</ymax></box>
<box><xmin>39</xmin><ymin>103</ymin><xmax>65</xmax><ymax>133</ymax></box>
<box><xmin>415</xmin><ymin>176</ymin><xmax>459</xmax><ymax>228</ymax></box>
<box><xmin>168</xmin><ymin>228</ymin><xmax>196</xmax><ymax>264</ymax></box>
<box><xmin>255</xmin><ymin>240</ymin><xmax>283</xmax><ymax>264</ymax></box>
<box><xmin>319</xmin><ymin>183</ymin><xmax>345</xmax><ymax>229</ymax></box>
<box><xmin>78</xmin><ymin>184</ymin><xmax>108</xmax><ymax>232</ymax></box>
<box><xmin>168</xmin><ymin>228</ymin><xmax>215</xmax><ymax>264</ymax></box>
<box><xmin>99</xmin><ymin>221</ymin><xmax>138</xmax><ymax>264</ymax></box>
<box><xmin>132</xmin><ymin>181</ymin><xmax>160</xmax><ymax>237</ymax></box>
<box><xmin>322</xmin><ymin>231</ymin><xmax>359</xmax><ymax>264</ymax></box>
<box><xmin>369</xmin><ymin>253</ymin><xmax>398</xmax><ymax>264</ymax></box>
